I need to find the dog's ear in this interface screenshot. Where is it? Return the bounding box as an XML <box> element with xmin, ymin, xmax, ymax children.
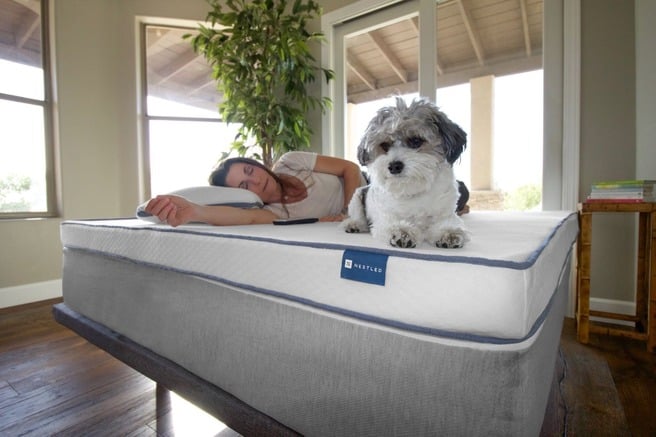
<box><xmin>357</xmin><ymin>106</ymin><xmax>395</xmax><ymax>166</ymax></box>
<box><xmin>433</xmin><ymin>111</ymin><xmax>467</xmax><ymax>164</ymax></box>
<box><xmin>357</xmin><ymin>139</ymin><xmax>370</xmax><ymax>166</ymax></box>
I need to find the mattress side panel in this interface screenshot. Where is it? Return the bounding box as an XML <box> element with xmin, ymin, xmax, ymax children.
<box><xmin>61</xmin><ymin>248</ymin><xmax>568</xmax><ymax>436</ymax></box>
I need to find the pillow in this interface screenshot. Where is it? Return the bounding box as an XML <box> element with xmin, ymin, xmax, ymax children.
<box><xmin>136</xmin><ymin>186</ymin><xmax>263</xmax><ymax>223</ymax></box>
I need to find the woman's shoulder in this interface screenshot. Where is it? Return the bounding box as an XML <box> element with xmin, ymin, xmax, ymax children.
<box><xmin>274</xmin><ymin>151</ymin><xmax>317</xmax><ymax>171</ymax></box>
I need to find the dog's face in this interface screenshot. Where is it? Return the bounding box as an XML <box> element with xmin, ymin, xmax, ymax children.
<box><xmin>357</xmin><ymin>98</ymin><xmax>467</xmax><ymax>196</ymax></box>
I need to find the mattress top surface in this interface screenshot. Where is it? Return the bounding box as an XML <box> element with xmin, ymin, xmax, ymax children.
<box><xmin>61</xmin><ymin>211</ymin><xmax>578</xmax><ymax>344</ymax></box>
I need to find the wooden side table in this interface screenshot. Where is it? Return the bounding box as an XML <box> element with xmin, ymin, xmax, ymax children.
<box><xmin>576</xmin><ymin>201</ymin><xmax>656</xmax><ymax>352</ymax></box>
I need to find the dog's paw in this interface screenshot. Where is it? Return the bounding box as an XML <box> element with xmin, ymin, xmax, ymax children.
<box><xmin>341</xmin><ymin>218</ymin><xmax>369</xmax><ymax>234</ymax></box>
<box><xmin>435</xmin><ymin>230</ymin><xmax>467</xmax><ymax>249</ymax></box>
<box><xmin>390</xmin><ymin>230</ymin><xmax>416</xmax><ymax>248</ymax></box>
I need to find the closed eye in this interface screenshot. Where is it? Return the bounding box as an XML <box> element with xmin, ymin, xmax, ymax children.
<box><xmin>240</xmin><ymin>165</ymin><xmax>253</xmax><ymax>189</ymax></box>
<box><xmin>407</xmin><ymin>136</ymin><xmax>424</xmax><ymax>149</ymax></box>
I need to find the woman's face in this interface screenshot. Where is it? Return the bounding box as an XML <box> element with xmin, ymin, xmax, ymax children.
<box><xmin>225</xmin><ymin>163</ymin><xmax>281</xmax><ymax>203</ymax></box>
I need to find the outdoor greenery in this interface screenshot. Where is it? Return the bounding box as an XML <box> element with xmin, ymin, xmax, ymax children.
<box><xmin>187</xmin><ymin>0</ymin><xmax>334</xmax><ymax>168</ymax></box>
<box><xmin>503</xmin><ymin>184</ymin><xmax>541</xmax><ymax>211</ymax></box>
<box><xmin>0</xmin><ymin>175</ymin><xmax>31</xmax><ymax>212</ymax></box>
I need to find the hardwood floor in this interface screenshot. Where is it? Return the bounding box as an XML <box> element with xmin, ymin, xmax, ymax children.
<box><xmin>1</xmin><ymin>298</ymin><xmax>655</xmax><ymax>436</ymax></box>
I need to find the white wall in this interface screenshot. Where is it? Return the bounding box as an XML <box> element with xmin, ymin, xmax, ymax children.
<box><xmin>579</xmin><ymin>0</ymin><xmax>637</xmax><ymax>302</ymax></box>
<box><xmin>635</xmin><ymin>0</ymin><xmax>656</xmax><ymax>178</ymax></box>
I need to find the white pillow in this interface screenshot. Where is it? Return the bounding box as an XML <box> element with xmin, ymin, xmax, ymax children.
<box><xmin>136</xmin><ymin>186</ymin><xmax>263</xmax><ymax>223</ymax></box>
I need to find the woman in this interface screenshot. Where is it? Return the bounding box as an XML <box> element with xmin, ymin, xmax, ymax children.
<box><xmin>145</xmin><ymin>151</ymin><xmax>366</xmax><ymax>227</ymax></box>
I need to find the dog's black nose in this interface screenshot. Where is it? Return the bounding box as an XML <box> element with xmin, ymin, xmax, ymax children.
<box><xmin>388</xmin><ymin>160</ymin><xmax>404</xmax><ymax>174</ymax></box>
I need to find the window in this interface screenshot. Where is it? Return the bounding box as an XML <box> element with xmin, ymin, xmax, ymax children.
<box><xmin>325</xmin><ymin>0</ymin><xmax>550</xmax><ymax>211</ymax></box>
<box><xmin>0</xmin><ymin>0</ymin><xmax>55</xmax><ymax>217</ymax></box>
<box><xmin>143</xmin><ymin>24</ymin><xmax>239</xmax><ymax>196</ymax></box>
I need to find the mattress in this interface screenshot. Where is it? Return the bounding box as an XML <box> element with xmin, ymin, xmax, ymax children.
<box><xmin>61</xmin><ymin>211</ymin><xmax>578</xmax><ymax>343</ymax></box>
<box><xmin>60</xmin><ymin>211</ymin><xmax>578</xmax><ymax>435</ymax></box>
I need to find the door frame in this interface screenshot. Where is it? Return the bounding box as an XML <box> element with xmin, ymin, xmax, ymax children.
<box><xmin>321</xmin><ymin>0</ymin><xmax>580</xmax><ymax>211</ymax></box>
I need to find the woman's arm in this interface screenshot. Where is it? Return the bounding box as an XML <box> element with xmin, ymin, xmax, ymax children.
<box><xmin>145</xmin><ymin>195</ymin><xmax>279</xmax><ymax>227</ymax></box>
<box><xmin>312</xmin><ymin>155</ymin><xmax>363</xmax><ymax>212</ymax></box>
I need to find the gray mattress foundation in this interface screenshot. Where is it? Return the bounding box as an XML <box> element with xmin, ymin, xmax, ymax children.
<box><xmin>61</xmin><ymin>247</ymin><xmax>571</xmax><ymax>436</ymax></box>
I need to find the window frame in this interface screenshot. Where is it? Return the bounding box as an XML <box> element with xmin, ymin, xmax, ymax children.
<box><xmin>0</xmin><ymin>0</ymin><xmax>57</xmax><ymax>219</ymax></box>
<box><xmin>139</xmin><ymin>20</ymin><xmax>229</xmax><ymax>199</ymax></box>
<box><xmin>321</xmin><ymin>0</ymin><xmax>580</xmax><ymax>211</ymax></box>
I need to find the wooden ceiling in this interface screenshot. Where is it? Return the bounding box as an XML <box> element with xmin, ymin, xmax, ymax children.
<box><xmin>344</xmin><ymin>0</ymin><xmax>543</xmax><ymax>103</ymax></box>
<box><xmin>0</xmin><ymin>0</ymin><xmax>42</xmax><ymax>68</ymax></box>
<box><xmin>2</xmin><ymin>0</ymin><xmax>543</xmax><ymax>111</ymax></box>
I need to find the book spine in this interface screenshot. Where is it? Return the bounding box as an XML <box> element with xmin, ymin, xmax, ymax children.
<box><xmin>585</xmin><ymin>198</ymin><xmax>645</xmax><ymax>204</ymax></box>
<box><xmin>592</xmin><ymin>180</ymin><xmax>655</xmax><ymax>189</ymax></box>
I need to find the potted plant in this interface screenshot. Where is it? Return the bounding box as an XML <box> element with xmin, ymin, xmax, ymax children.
<box><xmin>187</xmin><ymin>0</ymin><xmax>334</xmax><ymax>168</ymax></box>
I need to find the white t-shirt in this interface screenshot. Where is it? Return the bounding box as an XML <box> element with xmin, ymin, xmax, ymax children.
<box><xmin>264</xmin><ymin>152</ymin><xmax>364</xmax><ymax>219</ymax></box>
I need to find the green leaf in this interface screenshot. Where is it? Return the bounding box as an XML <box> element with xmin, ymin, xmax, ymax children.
<box><xmin>189</xmin><ymin>0</ymin><xmax>332</xmax><ymax>167</ymax></box>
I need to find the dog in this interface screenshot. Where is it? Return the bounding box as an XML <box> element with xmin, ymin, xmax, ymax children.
<box><xmin>341</xmin><ymin>97</ymin><xmax>469</xmax><ymax>249</ymax></box>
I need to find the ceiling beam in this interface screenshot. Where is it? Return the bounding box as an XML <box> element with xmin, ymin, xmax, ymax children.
<box><xmin>409</xmin><ymin>16</ymin><xmax>443</xmax><ymax>76</ymax></box>
<box><xmin>190</xmin><ymin>78</ymin><xmax>216</xmax><ymax>96</ymax></box>
<box><xmin>347</xmin><ymin>52</ymin><xmax>376</xmax><ymax>90</ymax></box>
<box><xmin>367</xmin><ymin>30</ymin><xmax>408</xmax><ymax>83</ymax></box>
<box><xmin>15</xmin><ymin>14</ymin><xmax>39</xmax><ymax>49</ymax></box>
<box><xmin>0</xmin><ymin>41</ymin><xmax>40</xmax><ymax>66</ymax></box>
<box><xmin>154</xmin><ymin>50</ymin><xmax>199</xmax><ymax>85</ymax></box>
<box><xmin>348</xmin><ymin>52</ymin><xmax>542</xmax><ymax>104</ymax></box>
<box><xmin>519</xmin><ymin>0</ymin><xmax>532</xmax><ymax>56</ymax></box>
<box><xmin>10</xmin><ymin>1</ymin><xmax>40</xmax><ymax>49</ymax></box>
<box><xmin>456</xmin><ymin>0</ymin><xmax>485</xmax><ymax>66</ymax></box>
<box><xmin>14</xmin><ymin>0</ymin><xmax>40</xmax><ymax>14</ymax></box>
<box><xmin>145</xmin><ymin>27</ymin><xmax>172</xmax><ymax>56</ymax></box>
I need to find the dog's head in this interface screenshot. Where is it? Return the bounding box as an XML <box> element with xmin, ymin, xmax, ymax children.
<box><xmin>357</xmin><ymin>97</ymin><xmax>467</xmax><ymax>194</ymax></box>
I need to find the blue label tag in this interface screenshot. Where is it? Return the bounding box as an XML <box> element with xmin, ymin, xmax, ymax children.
<box><xmin>341</xmin><ymin>250</ymin><xmax>388</xmax><ymax>286</ymax></box>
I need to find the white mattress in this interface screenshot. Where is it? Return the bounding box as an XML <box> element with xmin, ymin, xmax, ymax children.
<box><xmin>60</xmin><ymin>211</ymin><xmax>578</xmax><ymax>343</ymax></box>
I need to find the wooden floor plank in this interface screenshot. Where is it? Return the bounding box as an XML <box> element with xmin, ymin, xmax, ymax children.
<box><xmin>558</xmin><ymin>319</ymin><xmax>631</xmax><ymax>436</ymax></box>
<box><xmin>9</xmin><ymin>343</ymin><xmax>111</xmax><ymax>395</ymax></box>
<box><xmin>0</xmin><ymin>356</ymin><xmax>138</xmax><ymax>418</ymax></box>
<box><xmin>0</xmin><ymin>380</ymin><xmax>18</xmax><ymax>405</ymax></box>
<box><xmin>55</xmin><ymin>382</ymin><xmax>159</xmax><ymax>437</ymax></box>
<box><xmin>0</xmin><ymin>335</ymin><xmax>89</xmax><ymax>381</ymax></box>
<box><xmin>0</xmin><ymin>321</ymin><xmax>72</xmax><ymax>352</ymax></box>
<box><xmin>586</xmin><ymin>328</ymin><xmax>656</xmax><ymax>437</ymax></box>
<box><xmin>0</xmin><ymin>372</ymin><xmax>153</xmax><ymax>436</ymax></box>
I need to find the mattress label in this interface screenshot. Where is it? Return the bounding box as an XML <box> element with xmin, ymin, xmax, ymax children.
<box><xmin>341</xmin><ymin>250</ymin><xmax>388</xmax><ymax>286</ymax></box>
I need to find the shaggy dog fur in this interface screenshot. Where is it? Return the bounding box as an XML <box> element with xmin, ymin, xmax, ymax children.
<box><xmin>342</xmin><ymin>98</ymin><xmax>469</xmax><ymax>249</ymax></box>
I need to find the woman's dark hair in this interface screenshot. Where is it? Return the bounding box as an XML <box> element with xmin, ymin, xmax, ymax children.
<box><xmin>209</xmin><ymin>157</ymin><xmax>280</xmax><ymax>187</ymax></box>
<box><xmin>209</xmin><ymin>158</ymin><xmax>290</xmax><ymax>212</ymax></box>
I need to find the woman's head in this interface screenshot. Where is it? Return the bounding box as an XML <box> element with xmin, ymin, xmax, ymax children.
<box><xmin>209</xmin><ymin>157</ymin><xmax>282</xmax><ymax>203</ymax></box>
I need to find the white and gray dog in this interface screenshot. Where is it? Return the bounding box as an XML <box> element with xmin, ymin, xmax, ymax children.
<box><xmin>342</xmin><ymin>97</ymin><xmax>469</xmax><ymax>249</ymax></box>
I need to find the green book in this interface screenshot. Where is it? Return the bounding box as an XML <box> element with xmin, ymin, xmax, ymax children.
<box><xmin>591</xmin><ymin>180</ymin><xmax>656</xmax><ymax>189</ymax></box>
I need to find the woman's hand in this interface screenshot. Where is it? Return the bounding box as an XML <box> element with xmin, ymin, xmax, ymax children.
<box><xmin>146</xmin><ymin>195</ymin><xmax>281</xmax><ymax>226</ymax></box>
<box><xmin>145</xmin><ymin>195</ymin><xmax>198</xmax><ymax>227</ymax></box>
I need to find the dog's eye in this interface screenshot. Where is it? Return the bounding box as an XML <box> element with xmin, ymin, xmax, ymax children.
<box><xmin>407</xmin><ymin>136</ymin><xmax>424</xmax><ymax>149</ymax></box>
<box><xmin>380</xmin><ymin>142</ymin><xmax>391</xmax><ymax>152</ymax></box>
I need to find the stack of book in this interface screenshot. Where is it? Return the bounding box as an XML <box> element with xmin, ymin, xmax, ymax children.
<box><xmin>586</xmin><ymin>180</ymin><xmax>656</xmax><ymax>203</ymax></box>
